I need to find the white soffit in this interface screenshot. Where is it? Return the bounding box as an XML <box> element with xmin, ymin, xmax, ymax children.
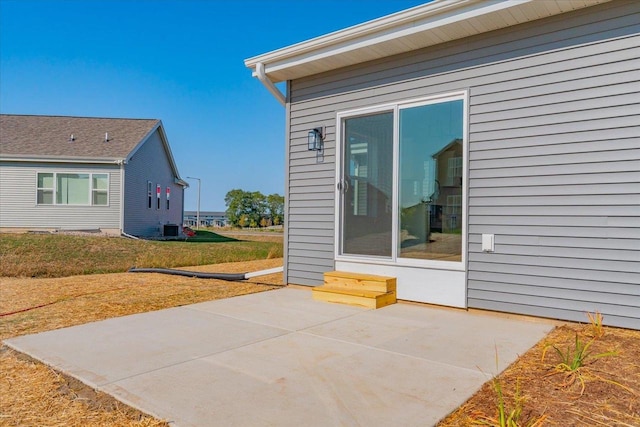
<box><xmin>244</xmin><ymin>0</ymin><xmax>611</xmax><ymax>82</ymax></box>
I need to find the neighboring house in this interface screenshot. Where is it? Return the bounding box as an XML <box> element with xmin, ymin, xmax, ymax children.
<box><xmin>0</xmin><ymin>115</ymin><xmax>188</xmax><ymax>237</ymax></box>
<box><xmin>184</xmin><ymin>211</ymin><xmax>228</xmax><ymax>227</ymax></box>
<box><xmin>245</xmin><ymin>0</ymin><xmax>640</xmax><ymax>329</ymax></box>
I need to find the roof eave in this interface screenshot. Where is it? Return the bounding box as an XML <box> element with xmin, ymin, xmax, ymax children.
<box><xmin>0</xmin><ymin>155</ymin><xmax>123</xmax><ymax>164</ymax></box>
<box><xmin>244</xmin><ymin>0</ymin><xmax>475</xmax><ymax>70</ymax></box>
<box><xmin>245</xmin><ymin>0</ymin><xmax>611</xmax><ymax>83</ymax></box>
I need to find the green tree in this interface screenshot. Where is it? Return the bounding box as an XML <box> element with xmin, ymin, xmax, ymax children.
<box><xmin>224</xmin><ymin>189</ymin><xmax>245</xmax><ymax>227</ymax></box>
<box><xmin>225</xmin><ymin>189</ymin><xmax>269</xmax><ymax>228</ymax></box>
<box><xmin>266</xmin><ymin>193</ymin><xmax>284</xmax><ymax>226</ymax></box>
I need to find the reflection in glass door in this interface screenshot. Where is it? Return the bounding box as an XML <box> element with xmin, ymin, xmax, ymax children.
<box><xmin>340</xmin><ymin>112</ymin><xmax>394</xmax><ymax>257</ymax></box>
<box><xmin>398</xmin><ymin>100</ymin><xmax>464</xmax><ymax>261</ymax></box>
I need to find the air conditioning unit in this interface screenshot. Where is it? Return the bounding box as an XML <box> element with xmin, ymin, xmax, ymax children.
<box><xmin>163</xmin><ymin>224</ymin><xmax>179</xmax><ymax>237</ymax></box>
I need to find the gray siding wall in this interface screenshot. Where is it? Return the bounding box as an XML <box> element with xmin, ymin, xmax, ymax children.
<box><xmin>123</xmin><ymin>130</ymin><xmax>184</xmax><ymax>237</ymax></box>
<box><xmin>287</xmin><ymin>1</ymin><xmax>640</xmax><ymax>328</ymax></box>
<box><xmin>0</xmin><ymin>161</ymin><xmax>121</xmax><ymax>230</ymax></box>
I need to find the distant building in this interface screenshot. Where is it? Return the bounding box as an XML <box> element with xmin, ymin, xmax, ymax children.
<box><xmin>184</xmin><ymin>211</ymin><xmax>228</xmax><ymax>227</ymax></box>
<box><xmin>0</xmin><ymin>115</ymin><xmax>187</xmax><ymax>237</ymax></box>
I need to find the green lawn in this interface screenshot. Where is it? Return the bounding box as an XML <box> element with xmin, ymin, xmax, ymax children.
<box><xmin>0</xmin><ymin>231</ymin><xmax>283</xmax><ymax>278</ymax></box>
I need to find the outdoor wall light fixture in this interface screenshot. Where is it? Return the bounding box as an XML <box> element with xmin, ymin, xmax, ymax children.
<box><xmin>307</xmin><ymin>127</ymin><xmax>324</xmax><ymax>152</ymax></box>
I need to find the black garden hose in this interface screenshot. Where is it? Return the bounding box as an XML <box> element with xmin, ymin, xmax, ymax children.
<box><xmin>128</xmin><ymin>267</ymin><xmax>247</xmax><ymax>281</ymax></box>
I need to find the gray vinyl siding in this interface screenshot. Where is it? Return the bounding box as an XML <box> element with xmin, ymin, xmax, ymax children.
<box><xmin>123</xmin><ymin>130</ymin><xmax>184</xmax><ymax>237</ymax></box>
<box><xmin>287</xmin><ymin>1</ymin><xmax>639</xmax><ymax>328</ymax></box>
<box><xmin>0</xmin><ymin>161</ymin><xmax>121</xmax><ymax>230</ymax></box>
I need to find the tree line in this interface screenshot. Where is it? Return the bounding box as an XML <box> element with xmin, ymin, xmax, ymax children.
<box><xmin>224</xmin><ymin>189</ymin><xmax>284</xmax><ymax>228</ymax></box>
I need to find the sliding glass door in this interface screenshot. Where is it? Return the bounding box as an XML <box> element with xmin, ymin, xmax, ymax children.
<box><xmin>338</xmin><ymin>94</ymin><xmax>465</xmax><ymax>266</ymax></box>
<box><xmin>398</xmin><ymin>99</ymin><xmax>464</xmax><ymax>262</ymax></box>
<box><xmin>340</xmin><ymin>112</ymin><xmax>394</xmax><ymax>257</ymax></box>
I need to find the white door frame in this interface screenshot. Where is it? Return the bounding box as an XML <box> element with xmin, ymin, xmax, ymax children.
<box><xmin>334</xmin><ymin>90</ymin><xmax>469</xmax><ymax>308</ymax></box>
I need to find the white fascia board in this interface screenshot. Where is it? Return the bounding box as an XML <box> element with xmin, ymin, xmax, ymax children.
<box><xmin>175</xmin><ymin>177</ymin><xmax>189</xmax><ymax>188</ymax></box>
<box><xmin>245</xmin><ymin>0</ymin><xmax>517</xmax><ymax>80</ymax></box>
<box><xmin>245</xmin><ymin>0</ymin><xmax>475</xmax><ymax>68</ymax></box>
<box><xmin>245</xmin><ymin>0</ymin><xmax>610</xmax><ymax>82</ymax></box>
<box><xmin>155</xmin><ymin>122</ymin><xmax>185</xmax><ymax>183</ymax></box>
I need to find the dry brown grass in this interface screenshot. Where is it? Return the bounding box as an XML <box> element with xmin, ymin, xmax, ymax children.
<box><xmin>0</xmin><ymin>258</ymin><xmax>283</xmax><ymax>426</ymax></box>
<box><xmin>1</xmin><ymin>347</ymin><xmax>166</xmax><ymax>427</ymax></box>
<box><xmin>0</xmin><ymin>258</ymin><xmax>283</xmax><ymax>340</ymax></box>
<box><xmin>0</xmin><ymin>231</ymin><xmax>283</xmax><ymax>278</ymax></box>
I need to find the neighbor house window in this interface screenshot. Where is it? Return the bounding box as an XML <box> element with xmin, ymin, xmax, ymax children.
<box><xmin>56</xmin><ymin>173</ymin><xmax>89</xmax><ymax>204</ymax></box>
<box><xmin>446</xmin><ymin>156</ymin><xmax>463</xmax><ymax>186</ymax></box>
<box><xmin>92</xmin><ymin>174</ymin><xmax>108</xmax><ymax>205</ymax></box>
<box><xmin>147</xmin><ymin>181</ymin><xmax>153</xmax><ymax>209</ymax></box>
<box><xmin>37</xmin><ymin>172</ymin><xmax>109</xmax><ymax>206</ymax></box>
<box><xmin>37</xmin><ymin>173</ymin><xmax>54</xmax><ymax>204</ymax></box>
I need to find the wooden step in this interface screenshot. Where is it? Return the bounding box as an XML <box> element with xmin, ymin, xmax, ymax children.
<box><xmin>312</xmin><ymin>285</ymin><xmax>396</xmax><ymax>309</ymax></box>
<box><xmin>312</xmin><ymin>271</ymin><xmax>397</xmax><ymax>309</ymax></box>
<box><xmin>323</xmin><ymin>271</ymin><xmax>396</xmax><ymax>293</ymax></box>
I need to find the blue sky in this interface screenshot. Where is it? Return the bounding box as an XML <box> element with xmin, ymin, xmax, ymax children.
<box><xmin>1</xmin><ymin>0</ymin><xmax>428</xmax><ymax>211</ymax></box>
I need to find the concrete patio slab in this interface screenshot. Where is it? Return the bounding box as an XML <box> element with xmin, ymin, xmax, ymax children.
<box><xmin>187</xmin><ymin>287</ymin><xmax>364</xmax><ymax>331</ymax></box>
<box><xmin>5</xmin><ymin>287</ymin><xmax>554</xmax><ymax>426</ymax></box>
<box><xmin>306</xmin><ymin>303</ymin><xmax>549</xmax><ymax>374</ymax></box>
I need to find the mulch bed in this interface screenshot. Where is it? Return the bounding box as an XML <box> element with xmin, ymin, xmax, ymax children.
<box><xmin>439</xmin><ymin>321</ymin><xmax>640</xmax><ymax>426</ymax></box>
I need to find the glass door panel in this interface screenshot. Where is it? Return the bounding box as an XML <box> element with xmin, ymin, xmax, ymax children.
<box><xmin>398</xmin><ymin>100</ymin><xmax>463</xmax><ymax>261</ymax></box>
<box><xmin>340</xmin><ymin>112</ymin><xmax>394</xmax><ymax>257</ymax></box>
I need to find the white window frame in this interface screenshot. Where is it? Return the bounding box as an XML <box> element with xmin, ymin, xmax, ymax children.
<box><xmin>36</xmin><ymin>172</ymin><xmax>54</xmax><ymax>205</ymax></box>
<box><xmin>35</xmin><ymin>171</ymin><xmax>110</xmax><ymax>206</ymax></box>
<box><xmin>91</xmin><ymin>173</ymin><xmax>109</xmax><ymax>206</ymax></box>
<box><xmin>334</xmin><ymin>90</ymin><xmax>468</xmax><ymax>272</ymax></box>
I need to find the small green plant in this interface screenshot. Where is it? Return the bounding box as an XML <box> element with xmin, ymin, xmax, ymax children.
<box><xmin>542</xmin><ymin>332</ymin><xmax>618</xmax><ymax>395</ymax></box>
<box><xmin>473</xmin><ymin>378</ymin><xmax>547</xmax><ymax>427</ymax></box>
<box><xmin>472</xmin><ymin>349</ymin><xmax>547</xmax><ymax>426</ymax></box>
<box><xmin>550</xmin><ymin>333</ymin><xmax>593</xmax><ymax>371</ymax></box>
<box><xmin>545</xmin><ymin>333</ymin><xmax>616</xmax><ymax>372</ymax></box>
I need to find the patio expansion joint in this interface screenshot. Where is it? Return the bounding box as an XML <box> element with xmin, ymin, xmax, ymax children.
<box><xmin>297</xmin><ymin>329</ymin><xmax>489</xmax><ymax>377</ymax></box>
<box><xmin>185</xmin><ymin>303</ymin><xmax>372</xmax><ymax>333</ymax></box>
<box><xmin>98</xmin><ymin>309</ymin><xmax>378</xmax><ymax>386</ymax></box>
<box><xmin>97</xmin><ymin>331</ymin><xmax>299</xmax><ymax>387</ymax></box>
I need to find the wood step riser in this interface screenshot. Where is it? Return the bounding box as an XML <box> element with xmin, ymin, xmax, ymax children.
<box><xmin>312</xmin><ymin>288</ymin><xmax>396</xmax><ymax>309</ymax></box>
<box><xmin>323</xmin><ymin>272</ymin><xmax>396</xmax><ymax>293</ymax></box>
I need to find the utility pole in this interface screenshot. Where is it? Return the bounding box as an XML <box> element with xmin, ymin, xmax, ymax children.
<box><xmin>186</xmin><ymin>177</ymin><xmax>201</xmax><ymax>229</ymax></box>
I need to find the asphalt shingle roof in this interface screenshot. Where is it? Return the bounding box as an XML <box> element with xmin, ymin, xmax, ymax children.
<box><xmin>0</xmin><ymin>115</ymin><xmax>160</xmax><ymax>159</ymax></box>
